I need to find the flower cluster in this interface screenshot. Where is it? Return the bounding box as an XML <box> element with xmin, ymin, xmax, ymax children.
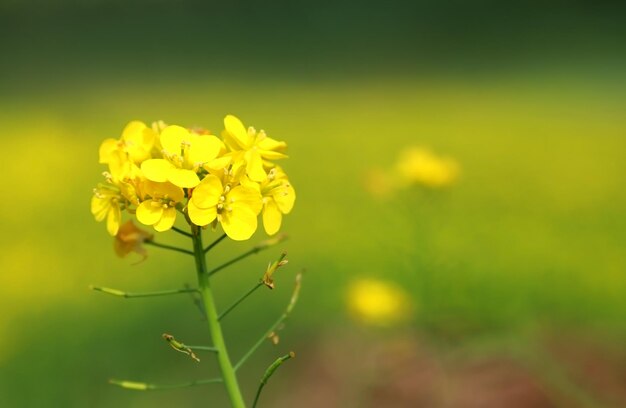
<box><xmin>365</xmin><ymin>146</ymin><xmax>459</xmax><ymax>198</ymax></box>
<box><xmin>91</xmin><ymin>115</ymin><xmax>296</xmax><ymax>241</ymax></box>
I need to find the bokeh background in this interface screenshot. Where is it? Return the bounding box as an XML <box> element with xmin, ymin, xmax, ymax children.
<box><xmin>2</xmin><ymin>1</ymin><xmax>626</xmax><ymax>407</ymax></box>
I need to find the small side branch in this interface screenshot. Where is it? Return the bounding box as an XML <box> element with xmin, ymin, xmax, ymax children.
<box><xmin>204</xmin><ymin>233</ymin><xmax>227</xmax><ymax>254</ymax></box>
<box><xmin>109</xmin><ymin>377</ymin><xmax>222</xmax><ymax>391</ymax></box>
<box><xmin>252</xmin><ymin>352</ymin><xmax>296</xmax><ymax>408</ymax></box>
<box><xmin>145</xmin><ymin>240</ymin><xmax>194</xmax><ymax>256</ymax></box>
<box><xmin>90</xmin><ymin>286</ymin><xmax>199</xmax><ymax>298</ymax></box>
<box><xmin>207</xmin><ymin>234</ymin><xmax>288</xmax><ymax>278</ymax></box>
<box><xmin>234</xmin><ymin>273</ymin><xmax>302</xmax><ymax>371</ymax></box>
<box><xmin>171</xmin><ymin>226</ymin><xmax>193</xmax><ymax>238</ymax></box>
<box><xmin>219</xmin><ymin>282</ymin><xmax>263</xmax><ymax>321</ymax></box>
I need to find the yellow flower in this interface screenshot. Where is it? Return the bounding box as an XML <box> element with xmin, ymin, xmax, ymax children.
<box><xmin>141</xmin><ymin>125</ymin><xmax>228</xmax><ymax>188</ymax></box>
<box><xmin>188</xmin><ymin>168</ymin><xmax>262</xmax><ymax>240</ymax></box>
<box><xmin>114</xmin><ymin>220</ymin><xmax>153</xmax><ymax>260</ymax></box>
<box><xmin>347</xmin><ymin>279</ymin><xmax>413</xmax><ymax>327</ymax></box>
<box><xmin>136</xmin><ymin>180</ymin><xmax>184</xmax><ymax>232</ymax></box>
<box><xmin>91</xmin><ymin>183</ymin><xmax>123</xmax><ymax>236</ymax></box>
<box><xmin>99</xmin><ymin>121</ymin><xmax>157</xmax><ymax>179</ymax></box>
<box><xmin>395</xmin><ymin>147</ymin><xmax>459</xmax><ymax>188</ymax></box>
<box><xmin>259</xmin><ymin>167</ymin><xmax>295</xmax><ymax>235</ymax></box>
<box><xmin>222</xmin><ymin>115</ymin><xmax>287</xmax><ymax>182</ymax></box>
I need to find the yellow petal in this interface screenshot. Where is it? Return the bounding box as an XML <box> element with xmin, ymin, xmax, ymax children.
<box><xmin>167</xmin><ymin>168</ymin><xmax>200</xmax><ymax>188</ymax></box>
<box><xmin>274</xmin><ymin>183</ymin><xmax>296</xmax><ymax>214</ymax></box>
<box><xmin>224</xmin><ymin>115</ymin><xmax>250</xmax><ymax>148</ymax></box>
<box><xmin>257</xmin><ymin>137</ymin><xmax>287</xmax><ymax>152</ymax></box>
<box><xmin>141</xmin><ymin>159</ymin><xmax>173</xmax><ymax>182</ymax></box>
<box><xmin>99</xmin><ymin>139</ymin><xmax>119</xmax><ymax>163</ymax></box>
<box><xmin>160</xmin><ymin>125</ymin><xmax>189</xmax><ymax>155</ymax></box>
<box><xmin>188</xmin><ymin>135</ymin><xmax>222</xmax><ymax>165</ymax></box>
<box><xmin>205</xmin><ymin>155</ymin><xmax>232</xmax><ymax>171</ymax></box>
<box><xmin>191</xmin><ymin>175</ymin><xmax>222</xmax><ymax>208</ymax></box>
<box><xmin>143</xmin><ymin>180</ymin><xmax>184</xmax><ymax>203</ymax></box>
<box><xmin>136</xmin><ymin>201</ymin><xmax>163</xmax><ymax>225</ymax></box>
<box><xmin>262</xmin><ymin>199</ymin><xmax>282</xmax><ymax>235</ymax></box>
<box><xmin>153</xmin><ymin>207</ymin><xmax>176</xmax><ymax>232</ymax></box>
<box><xmin>230</xmin><ymin>185</ymin><xmax>263</xmax><ymax>215</ymax></box>
<box><xmin>260</xmin><ymin>150</ymin><xmax>288</xmax><ymax>160</ymax></box>
<box><xmin>245</xmin><ymin>149</ymin><xmax>267</xmax><ymax>182</ymax></box>
<box><xmin>107</xmin><ymin>206</ymin><xmax>121</xmax><ymax>236</ymax></box>
<box><xmin>91</xmin><ymin>195</ymin><xmax>109</xmax><ymax>221</ymax></box>
<box><xmin>221</xmin><ymin>206</ymin><xmax>258</xmax><ymax>241</ymax></box>
<box><xmin>188</xmin><ymin>200</ymin><xmax>217</xmax><ymax>226</ymax></box>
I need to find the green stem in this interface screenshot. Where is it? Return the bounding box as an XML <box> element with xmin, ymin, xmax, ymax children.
<box><xmin>145</xmin><ymin>240</ymin><xmax>194</xmax><ymax>256</ymax></box>
<box><xmin>234</xmin><ymin>273</ymin><xmax>302</xmax><ymax>372</ymax></box>
<box><xmin>219</xmin><ymin>282</ymin><xmax>263</xmax><ymax>321</ymax></box>
<box><xmin>191</xmin><ymin>225</ymin><xmax>246</xmax><ymax>408</ymax></box>
<box><xmin>187</xmin><ymin>345</ymin><xmax>218</xmax><ymax>353</ymax></box>
<box><xmin>204</xmin><ymin>233</ymin><xmax>227</xmax><ymax>253</ymax></box>
<box><xmin>172</xmin><ymin>226</ymin><xmax>193</xmax><ymax>238</ymax></box>
<box><xmin>90</xmin><ymin>286</ymin><xmax>198</xmax><ymax>298</ymax></box>
<box><xmin>110</xmin><ymin>377</ymin><xmax>222</xmax><ymax>391</ymax></box>
<box><xmin>207</xmin><ymin>234</ymin><xmax>288</xmax><ymax>277</ymax></box>
<box><xmin>208</xmin><ymin>248</ymin><xmax>262</xmax><ymax>277</ymax></box>
<box><xmin>252</xmin><ymin>352</ymin><xmax>295</xmax><ymax>408</ymax></box>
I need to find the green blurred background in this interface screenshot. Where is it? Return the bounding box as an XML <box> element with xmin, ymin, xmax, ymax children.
<box><xmin>2</xmin><ymin>1</ymin><xmax>626</xmax><ymax>406</ymax></box>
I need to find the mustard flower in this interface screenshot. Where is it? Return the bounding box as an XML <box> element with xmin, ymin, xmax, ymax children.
<box><xmin>136</xmin><ymin>180</ymin><xmax>185</xmax><ymax>232</ymax></box>
<box><xmin>347</xmin><ymin>279</ymin><xmax>413</xmax><ymax>327</ymax></box>
<box><xmin>99</xmin><ymin>121</ymin><xmax>157</xmax><ymax>179</ymax></box>
<box><xmin>395</xmin><ymin>147</ymin><xmax>459</xmax><ymax>188</ymax></box>
<box><xmin>222</xmin><ymin>115</ymin><xmax>287</xmax><ymax>182</ymax></box>
<box><xmin>188</xmin><ymin>167</ymin><xmax>262</xmax><ymax>241</ymax></box>
<box><xmin>91</xmin><ymin>183</ymin><xmax>123</xmax><ymax>236</ymax></box>
<box><xmin>141</xmin><ymin>125</ymin><xmax>228</xmax><ymax>188</ymax></box>
<box><xmin>258</xmin><ymin>167</ymin><xmax>296</xmax><ymax>235</ymax></box>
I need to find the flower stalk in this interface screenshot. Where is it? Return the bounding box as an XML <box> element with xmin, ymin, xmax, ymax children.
<box><xmin>192</xmin><ymin>225</ymin><xmax>247</xmax><ymax>408</ymax></box>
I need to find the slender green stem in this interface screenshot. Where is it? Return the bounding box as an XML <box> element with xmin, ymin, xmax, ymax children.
<box><xmin>208</xmin><ymin>248</ymin><xmax>262</xmax><ymax>277</ymax></box>
<box><xmin>110</xmin><ymin>377</ymin><xmax>222</xmax><ymax>391</ymax></box>
<box><xmin>207</xmin><ymin>234</ymin><xmax>288</xmax><ymax>277</ymax></box>
<box><xmin>192</xmin><ymin>226</ymin><xmax>246</xmax><ymax>408</ymax></box>
<box><xmin>145</xmin><ymin>240</ymin><xmax>194</xmax><ymax>256</ymax></box>
<box><xmin>252</xmin><ymin>352</ymin><xmax>295</xmax><ymax>408</ymax></box>
<box><xmin>172</xmin><ymin>226</ymin><xmax>193</xmax><ymax>238</ymax></box>
<box><xmin>235</xmin><ymin>273</ymin><xmax>302</xmax><ymax>372</ymax></box>
<box><xmin>90</xmin><ymin>286</ymin><xmax>198</xmax><ymax>298</ymax></box>
<box><xmin>187</xmin><ymin>345</ymin><xmax>218</xmax><ymax>353</ymax></box>
<box><xmin>204</xmin><ymin>233</ymin><xmax>227</xmax><ymax>254</ymax></box>
<box><xmin>219</xmin><ymin>282</ymin><xmax>263</xmax><ymax>321</ymax></box>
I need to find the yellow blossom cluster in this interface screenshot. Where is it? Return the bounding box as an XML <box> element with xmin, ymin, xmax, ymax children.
<box><xmin>365</xmin><ymin>147</ymin><xmax>459</xmax><ymax>198</ymax></box>
<box><xmin>91</xmin><ymin>115</ymin><xmax>296</xmax><ymax>241</ymax></box>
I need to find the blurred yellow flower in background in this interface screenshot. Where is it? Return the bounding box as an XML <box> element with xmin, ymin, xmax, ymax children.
<box><xmin>395</xmin><ymin>147</ymin><xmax>459</xmax><ymax>188</ymax></box>
<box><xmin>347</xmin><ymin>278</ymin><xmax>414</xmax><ymax>327</ymax></box>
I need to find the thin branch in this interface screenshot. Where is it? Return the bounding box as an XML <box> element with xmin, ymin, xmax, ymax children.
<box><xmin>219</xmin><ymin>282</ymin><xmax>264</xmax><ymax>321</ymax></box>
<box><xmin>204</xmin><ymin>233</ymin><xmax>227</xmax><ymax>254</ymax></box>
<box><xmin>109</xmin><ymin>377</ymin><xmax>222</xmax><ymax>391</ymax></box>
<box><xmin>207</xmin><ymin>234</ymin><xmax>288</xmax><ymax>277</ymax></box>
<box><xmin>252</xmin><ymin>352</ymin><xmax>296</xmax><ymax>408</ymax></box>
<box><xmin>90</xmin><ymin>286</ymin><xmax>199</xmax><ymax>298</ymax></box>
<box><xmin>145</xmin><ymin>240</ymin><xmax>194</xmax><ymax>256</ymax></box>
<box><xmin>234</xmin><ymin>273</ymin><xmax>302</xmax><ymax>371</ymax></box>
<box><xmin>187</xmin><ymin>345</ymin><xmax>218</xmax><ymax>353</ymax></box>
<box><xmin>171</xmin><ymin>226</ymin><xmax>193</xmax><ymax>238</ymax></box>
